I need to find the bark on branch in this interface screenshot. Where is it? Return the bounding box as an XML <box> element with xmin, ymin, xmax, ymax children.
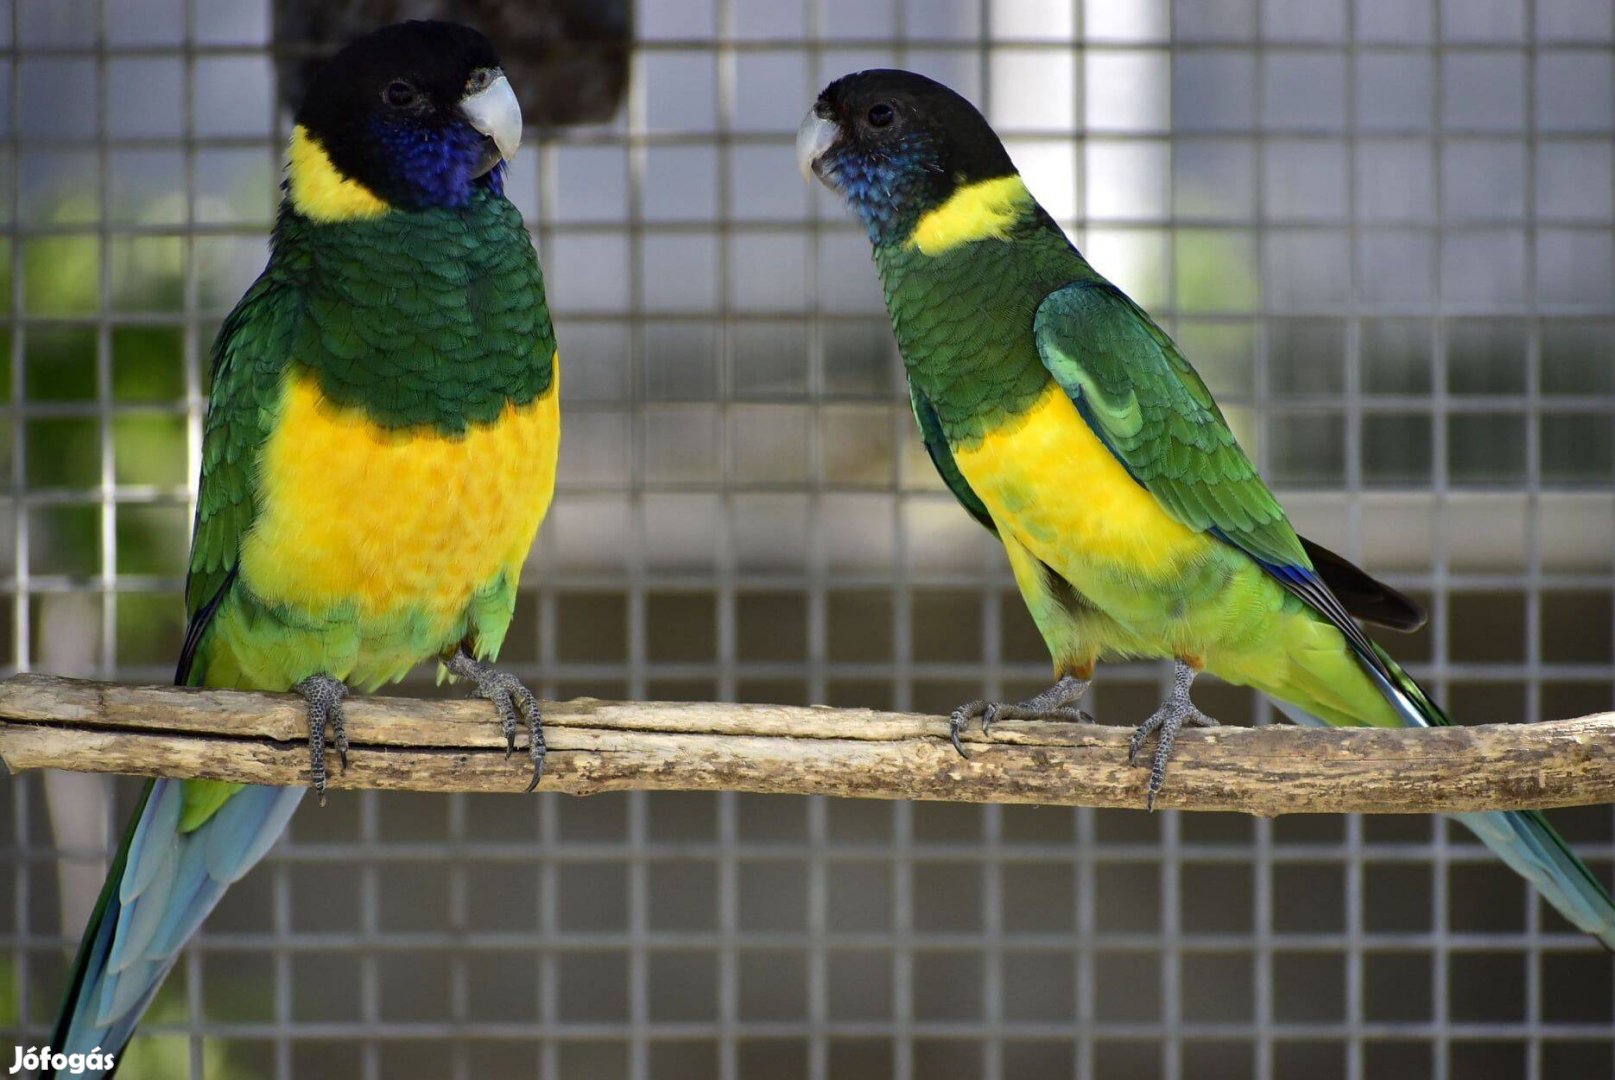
<box><xmin>0</xmin><ymin>674</ymin><xmax>1612</xmax><ymax>817</ymax></box>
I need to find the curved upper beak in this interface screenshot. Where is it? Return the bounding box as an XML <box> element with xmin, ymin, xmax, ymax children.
<box><xmin>796</xmin><ymin>107</ymin><xmax>840</xmax><ymax>184</ymax></box>
<box><xmin>461</xmin><ymin>72</ymin><xmax>523</xmax><ymax>165</ymax></box>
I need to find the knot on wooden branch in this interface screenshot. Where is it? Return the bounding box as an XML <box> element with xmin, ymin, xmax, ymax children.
<box><xmin>0</xmin><ymin>674</ymin><xmax>1611</xmax><ymax>817</ymax></box>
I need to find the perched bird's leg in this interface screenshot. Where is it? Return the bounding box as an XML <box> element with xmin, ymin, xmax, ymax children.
<box><xmin>296</xmin><ymin>673</ymin><xmax>350</xmax><ymax>806</ymax></box>
<box><xmin>446</xmin><ymin>647</ymin><xmax>546</xmax><ymax>791</ymax></box>
<box><xmin>1128</xmin><ymin>659</ymin><xmax>1219</xmax><ymax>811</ymax></box>
<box><xmin>948</xmin><ymin>673</ymin><xmax>1093</xmax><ymax>758</ymax></box>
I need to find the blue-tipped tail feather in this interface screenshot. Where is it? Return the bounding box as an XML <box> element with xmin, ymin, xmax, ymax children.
<box><xmin>1274</xmin><ymin>640</ymin><xmax>1615</xmax><ymax>952</ymax></box>
<box><xmin>49</xmin><ymin>779</ymin><xmax>303</xmax><ymax>1076</ymax></box>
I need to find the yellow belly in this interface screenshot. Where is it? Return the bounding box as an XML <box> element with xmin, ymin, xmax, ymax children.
<box><xmin>239</xmin><ymin>359</ymin><xmax>560</xmax><ymax>624</ymax></box>
<box><xmin>952</xmin><ymin>381</ymin><xmax>1210</xmax><ymax>581</ymax></box>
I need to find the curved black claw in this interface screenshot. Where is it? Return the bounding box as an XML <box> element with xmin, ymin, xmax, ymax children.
<box><xmin>447</xmin><ymin>650</ymin><xmax>546</xmax><ymax>791</ymax></box>
<box><xmin>296</xmin><ymin>674</ymin><xmax>350</xmax><ymax>806</ymax></box>
<box><xmin>949</xmin><ymin>700</ymin><xmax>993</xmax><ymax>758</ymax></box>
<box><xmin>946</xmin><ymin>675</ymin><xmax>1093</xmax><ymax>758</ymax></box>
<box><xmin>1128</xmin><ymin>662</ymin><xmax>1218</xmax><ymax>811</ymax></box>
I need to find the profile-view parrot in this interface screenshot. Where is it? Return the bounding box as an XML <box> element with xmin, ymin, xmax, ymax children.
<box><xmin>50</xmin><ymin>21</ymin><xmax>560</xmax><ymax>1071</ymax></box>
<box><xmin>797</xmin><ymin>69</ymin><xmax>1615</xmax><ymax>949</ymax></box>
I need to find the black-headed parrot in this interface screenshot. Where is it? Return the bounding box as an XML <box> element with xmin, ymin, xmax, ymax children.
<box><xmin>797</xmin><ymin>68</ymin><xmax>1615</xmax><ymax>950</ymax></box>
<box><xmin>51</xmin><ymin>21</ymin><xmax>560</xmax><ymax>1071</ymax></box>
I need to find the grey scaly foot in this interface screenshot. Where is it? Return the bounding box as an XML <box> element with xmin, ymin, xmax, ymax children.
<box><xmin>1128</xmin><ymin>661</ymin><xmax>1218</xmax><ymax>811</ymax></box>
<box><xmin>296</xmin><ymin>674</ymin><xmax>350</xmax><ymax>806</ymax></box>
<box><xmin>446</xmin><ymin>649</ymin><xmax>546</xmax><ymax>792</ymax></box>
<box><xmin>948</xmin><ymin>674</ymin><xmax>1093</xmax><ymax>758</ymax></box>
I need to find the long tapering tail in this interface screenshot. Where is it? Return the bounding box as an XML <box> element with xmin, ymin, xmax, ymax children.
<box><xmin>49</xmin><ymin>778</ymin><xmax>303</xmax><ymax>1076</ymax></box>
<box><xmin>1274</xmin><ymin>641</ymin><xmax>1615</xmax><ymax>951</ymax></box>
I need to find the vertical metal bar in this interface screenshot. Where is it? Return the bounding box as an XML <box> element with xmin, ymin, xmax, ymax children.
<box><xmin>1342</xmin><ymin>6</ymin><xmax>1366</xmax><ymax>1080</ymax></box>
<box><xmin>888</xmin><ymin>5</ymin><xmax>928</xmax><ymax>1076</ymax></box>
<box><xmin>273</xmin><ymin>840</ymin><xmax>292</xmax><ymax>1080</ymax></box>
<box><xmin>982</xmin><ymin>801</ymin><xmax>1004</xmax><ymax>1080</ymax></box>
<box><xmin>447</xmin><ymin>792</ymin><xmax>469</xmax><ymax>1080</ymax></box>
<box><xmin>10</xmin><ymin>0</ymin><xmax>30</xmax><ymax>683</ymax></box>
<box><xmin>1428</xmin><ymin>5</ymin><xmax>1452</xmax><ymax>1079</ymax></box>
<box><xmin>1245</xmin><ymin>4</ymin><xmax>1277</xmax><ymax>1076</ymax></box>
<box><xmin>624</xmin><ymin>28</ymin><xmax>651</xmax><ymax>1080</ymax></box>
<box><xmin>533</xmin><ymin>109</ymin><xmax>562</xmax><ymax>1080</ymax></box>
<box><xmin>1253</xmin><ymin>811</ymin><xmax>1274</xmax><ymax>1080</ymax></box>
<box><xmin>1073</xmin><ymin>12</ymin><xmax>1097</xmax><ymax>1080</ymax></box>
<box><xmin>1521</xmin><ymin>5</ymin><xmax>1545</xmax><ymax>1078</ymax></box>
<box><xmin>1159</xmin><ymin>811</ymin><xmax>1182</xmax><ymax>1080</ymax></box>
<box><xmin>12</xmin><ymin>745</ymin><xmax>30</xmax><ymax>1045</ymax></box>
<box><xmin>360</xmin><ymin>791</ymin><xmax>381</xmax><ymax>1080</ymax></box>
<box><xmin>94</xmin><ymin>0</ymin><xmax>113</xmax><ymax>683</ymax></box>
<box><xmin>714</xmin><ymin>16</ymin><xmax>741</xmax><ymax>1080</ymax></box>
<box><xmin>178</xmin><ymin>3</ymin><xmax>203</xmax><ymax>1074</ymax></box>
<box><xmin>631</xmin><ymin>786</ymin><xmax>653</xmax><ymax>1080</ymax></box>
<box><xmin>1161</xmin><ymin>2</ymin><xmax>1191</xmax><ymax>1075</ymax></box>
<box><xmin>803</xmin><ymin>1</ymin><xmax>830</xmax><ymax>1077</ymax></box>
<box><xmin>716</xmin><ymin>790</ymin><xmax>738</xmax><ymax>1080</ymax></box>
<box><xmin>538</xmin><ymin>791</ymin><xmax>558</xmax><ymax>1080</ymax></box>
<box><xmin>892</xmin><ymin>799</ymin><xmax>914</xmax><ymax>1080</ymax></box>
<box><xmin>270</xmin><ymin>22</ymin><xmax>296</xmax><ymax>1080</ymax></box>
<box><xmin>7</xmin><ymin>0</ymin><xmax>29</xmax><ymax>1051</ymax></box>
<box><xmin>806</xmin><ymin>791</ymin><xmax>828</xmax><ymax>1080</ymax></box>
<box><xmin>1075</xmin><ymin>802</ymin><xmax>1095</xmax><ymax>1080</ymax></box>
<box><xmin>977</xmin><ymin>17</ymin><xmax>1016</xmax><ymax>1079</ymax></box>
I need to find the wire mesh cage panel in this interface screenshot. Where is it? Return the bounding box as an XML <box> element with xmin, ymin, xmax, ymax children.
<box><xmin>4</xmin><ymin>0</ymin><xmax>1615</xmax><ymax>1077</ymax></box>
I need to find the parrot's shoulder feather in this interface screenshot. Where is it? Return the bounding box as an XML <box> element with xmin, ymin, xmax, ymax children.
<box><xmin>1031</xmin><ymin>280</ymin><xmax>1300</xmax><ymax>555</ymax></box>
<box><xmin>178</xmin><ymin>271</ymin><xmax>300</xmax><ymax>685</ymax></box>
<box><xmin>1031</xmin><ymin>279</ymin><xmax>1386</xmax><ymax>663</ymax></box>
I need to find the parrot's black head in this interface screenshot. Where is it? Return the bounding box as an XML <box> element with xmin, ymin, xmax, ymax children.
<box><xmin>798</xmin><ymin>69</ymin><xmax>1016</xmax><ymax>243</ymax></box>
<box><xmin>291</xmin><ymin>20</ymin><xmax>523</xmax><ymax>217</ymax></box>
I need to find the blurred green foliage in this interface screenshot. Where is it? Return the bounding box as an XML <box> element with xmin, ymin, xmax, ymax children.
<box><xmin>13</xmin><ymin>196</ymin><xmax>235</xmax><ymax>673</ymax></box>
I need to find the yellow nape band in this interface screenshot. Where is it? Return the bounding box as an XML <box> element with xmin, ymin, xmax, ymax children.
<box><xmin>287</xmin><ymin>125</ymin><xmax>390</xmax><ymax>222</ymax></box>
<box><xmin>906</xmin><ymin>175</ymin><xmax>1032</xmax><ymax>255</ymax></box>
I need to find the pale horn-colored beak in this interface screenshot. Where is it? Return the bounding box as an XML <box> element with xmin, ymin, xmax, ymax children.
<box><xmin>461</xmin><ymin>72</ymin><xmax>522</xmax><ymax>163</ymax></box>
<box><xmin>796</xmin><ymin>108</ymin><xmax>839</xmax><ymax>184</ymax></box>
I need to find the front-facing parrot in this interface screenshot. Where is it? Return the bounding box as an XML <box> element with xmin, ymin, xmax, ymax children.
<box><xmin>50</xmin><ymin>22</ymin><xmax>560</xmax><ymax>1072</ymax></box>
<box><xmin>797</xmin><ymin>69</ymin><xmax>1615</xmax><ymax>949</ymax></box>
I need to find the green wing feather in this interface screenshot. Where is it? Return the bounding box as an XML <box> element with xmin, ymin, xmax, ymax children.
<box><xmin>1031</xmin><ymin>278</ymin><xmax>1398</xmax><ymax>667</ymax></box>
<box><xmin>177</xmin><ymin>272</ymin><xmax>298</xmax><ymax>685</ymax></box>
<box><xmin>173</xmin><ymin>271</ymin><xmax>301</xmax><ymax>829</ymax></box>
<box><xmin>1031</xmin><ymin>280</ymin><xmax>1310</xmax><ymax>572</ymax></box>
<box><xmin>910</xmin><ymin>381</ymin><xmax>996</xmax><ymax>533</ymax></box>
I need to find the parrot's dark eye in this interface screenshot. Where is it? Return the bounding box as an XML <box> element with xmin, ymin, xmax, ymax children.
<box><xmin>383</xmin><ymin>80</ymin><xmax>419</xmax><ymax>108</ymax></box>
<box><xmin>867</xmin><ymin>103</ymin><xmax>895</xmax><ymax>128</ymax></box>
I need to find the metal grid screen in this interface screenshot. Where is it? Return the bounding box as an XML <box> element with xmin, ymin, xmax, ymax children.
<box><xmin>4</xmin><ymin>0</ymin><xmax>1615</xmax><ymax>1077</ymax></box>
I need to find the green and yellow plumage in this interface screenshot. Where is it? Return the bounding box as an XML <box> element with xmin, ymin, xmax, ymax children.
<box><xmin>887</xmin><ymin>173</ymin><xmax>1399</xmax><ymax>727</ymax></box>
<box><xmin>187</xmin><ymin>168</ymin><xmax>557</xmax><ymax>696</ymax></box>
<box><xmin>803</xmin><ymin>67</ymin><xmax>1615</xmax><ymax>951</ymax></box>
<box><xmin>53</xmin><ymin>24</ymin><xmax>558</xmax><ymax>1073</ymax></box>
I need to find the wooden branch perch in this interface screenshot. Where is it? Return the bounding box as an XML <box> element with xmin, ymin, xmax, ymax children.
<box><xmin>0</xmin><ymin>674</ymin><xmax>1612</xmax><ymax>817</ymax></box>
